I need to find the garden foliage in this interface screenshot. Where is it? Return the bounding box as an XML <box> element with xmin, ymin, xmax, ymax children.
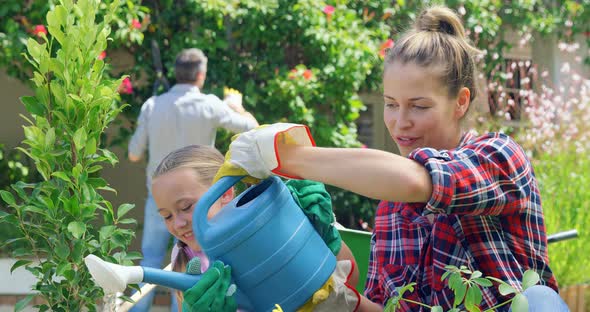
<box><xmin>0</xmin><ymin>0</ymin><xmax>139</xmax><ymax>310</ymax></box>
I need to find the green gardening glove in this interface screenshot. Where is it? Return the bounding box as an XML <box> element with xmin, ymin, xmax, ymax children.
<box><xmin>285</xmin><ymin>179</ymin><xmax>342</xmax><ymax>256</ymax></box>
<box><xmin>182</xmin><ymin>258</ymin><xmax>237</xmax><ymax>312</ymax></box>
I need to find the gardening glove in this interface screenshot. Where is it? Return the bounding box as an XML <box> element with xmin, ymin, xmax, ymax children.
<box><xmin>286</xmin><ymin>179</ymin><xmax>342</xmax><ymax>256</ymax></box>
<box><xmin>182</xmin><ymin>258</ymin><xmax>237</xmax><ymax>312</ymax></box>
<box><xmin>213</xmin><ymin>123</ymin><xmax>315</xmax><ymax>184</ymax></box>
<box><xmin>296</xmin><ymin>260</ymin><xmax>360</xmax><ymax>312</ymax></box>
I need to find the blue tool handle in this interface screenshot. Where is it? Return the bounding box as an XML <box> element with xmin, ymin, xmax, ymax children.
<box><xmin>142</xmin><ymin>266</ymin><xmax>253</xmax><ymax>310</ymax></box>
<box><xmin>194</xmin><ymin>175</ymin><xmax>245</xmax><ymax>242</ymax></box>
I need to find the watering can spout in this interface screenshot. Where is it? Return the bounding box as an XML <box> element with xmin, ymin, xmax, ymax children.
<box><xmin>84</xmin><ymin>254</ymin><xmax>143</xmax><ymax>294</ymax></box>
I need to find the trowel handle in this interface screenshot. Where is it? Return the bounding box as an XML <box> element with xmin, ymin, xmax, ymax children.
<box><xmin>193</xmin><ymin>175</ymin><xmax>244</xmax><ymax>241</ymax></box>
<box><xmin>142</xmin><ymin>267</ymin><xmax>253</xmax><ymax>310</ymax></box>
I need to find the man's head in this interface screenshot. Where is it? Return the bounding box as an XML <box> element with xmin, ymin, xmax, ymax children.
<box><xmin>175</xmin><ymin>48</ymin><xmax>208</xmax><ymax>88</ymax></box>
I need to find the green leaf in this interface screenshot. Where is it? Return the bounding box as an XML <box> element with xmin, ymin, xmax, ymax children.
<box><xmin>10</xmin><ymin>260</ymin><xmax>33</xmax><ymax>273</ymax></box>
<box><xmin>522</xmin><ymin>270</ymin><xmax>540</xmax><ymax>290</ymax></box>
<box><xmin>117</xmin><ymin>218</ymin><xmax>137</xmax><ymax>225</ymax></box>
<box><xmin>52</xmin><ymin>171</ymin><xmax>72</xmax><ymax>183</ymax></box>
<box><xmin>124</xmin><ymin>251</ymin><xmax>143</xmax><ymax>261</ymax></box>
<box><xmin>453</xmin><ymin>281</ymin><xmax>467</xmax><ymax>307</ymax></box>
<box><xmin>85</xmin><ymin>137</ymin><xmax>97</xmax><ymax>155</ymax></box>
<box><xmin>55</xmin><ymin>241</ymin><xmax>71</xmax><ymax>259</ymax></box>
<box><xmin>45</xmin><ymin>127</ymin><xmax>56</xmax><ymax>148</ymax></box>
<box><xmin>87</xmin><ymin>165</ymin><xmax>103</xmax><ymax>173</ymax></box>
<box><xmin>101</xmin><ymin>149</ymin><xmax>118</xmax><ymax>165</ymax></box>
<box><xmin>499</xmin><ymin>283</ymin><xmax>517</xmax><ymax>296</ymax></box>
<box><xmin>471</xmin><ymin>271</ymin><xmax>482</xmax><ymax>279</ymax></box>
<box><xmin>20</xmin><ymin>96</ymin><xmax>46</xmax><ymax>116</ymax></box>
<box><xmin>73</xmin><ymin>127</ymin><xmax>87</xmax><ymax>151</ymax></box>
<box><xmin>67</xmin><ymin>221</ymin><xmax>87</xmax><ymax>239</ymax></box>
<box><xmin>56</xmin><ymin>262</ymin><xmax>72</xmax><ymax>276</ymax></box>
<box><xmin>118</xmin><ymin>295</ymin><xmax>135</xmax><ymax>303</ymax></box>
<box><xmin>12</xmin><ymin>248</ymin><xmax>33</xmax><ymax>258</ymax></box>
<box><xmin>510</xmin><ymin>293</ymin><xmax>529</xmax><ymax>312</ymax></box>
<box><xmin>431</xmin><ymin>306</ymin><xmax>443</xmax><ymax>312</ymax></box>
<box><xmin>473</xmin><ymin>278</ymin><xmax>493</xmax><ymax>287</ymax></box>
<box><xmin>0</xmin><ymin>190</ymin><xmax>16</xmax><ymax>206</ymax></box>
<box><xmin>117</xmin><ymin>203</ymin><xmax>134</xmax><ymax>219</ymax></box>
<box><xmin>14</xmin><ymin>294</ymin><xmax>35</xmax><ymax>312</ymax></box>
<box><xmin>465</xmin><ymin>286</ymin><xmax>483</xmax><ymax>309</ymax></box>
<box><xmin>441</xmin><ymin>270</ymin><xmax>451</xmax><ymax>281</ymax></box>
<box><xmin>99</xmin><ymin>225</ymin><xmax>116</xmax><ymax>242</ymax></box>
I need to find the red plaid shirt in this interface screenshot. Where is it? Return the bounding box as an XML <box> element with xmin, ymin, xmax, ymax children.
<box><xmin>364</xmin><ymin>132</ymin><xmax>557</xmax><ymax>311</ymax></box>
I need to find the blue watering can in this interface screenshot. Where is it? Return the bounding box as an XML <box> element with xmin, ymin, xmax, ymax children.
<box><xmin>194</xmin><ymin>175</ymin><xmax>337</xmax><ymax>311</ymax></box>
<box><xmin>85</xmin><ymin>176</ymin><xmax>335</xmax><ymax>312</ymax></box>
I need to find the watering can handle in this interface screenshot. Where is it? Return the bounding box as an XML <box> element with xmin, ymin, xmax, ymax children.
<box><xmin>193</xmin><ymin>175</ymin><xmax>245</xmax><ymax>241</ymax></box>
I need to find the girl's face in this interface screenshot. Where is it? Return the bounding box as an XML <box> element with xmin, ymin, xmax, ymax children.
<box><xmin>383</xmin><ymin>61</ymin><xmax>470</xmax><ymax>156</ymax></box>
<box><xmin>152</xmin><ymin>168</ymin><xmax>233</xmax><ymax>251</ymax></box>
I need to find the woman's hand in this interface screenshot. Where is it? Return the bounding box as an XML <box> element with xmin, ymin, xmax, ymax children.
<box><xmin>213</xmin><ymin>123</ymin><xmax>315</xmax><ymax>183</ymax></box>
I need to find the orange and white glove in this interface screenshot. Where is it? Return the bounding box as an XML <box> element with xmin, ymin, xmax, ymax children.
<box><xmin>297</xmin><ymin>260</ymin><xmax>360</xmax><ymax>312</ymax></box>
<box><xmin>213</xmin><ymin>123</ymin><xmax>315</xmax><ymax>183</ymax></box>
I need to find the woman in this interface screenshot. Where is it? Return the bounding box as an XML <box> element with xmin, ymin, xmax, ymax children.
<box><xmin>209</xmin><ymin>6</ymin><xmax>568</xmax><ymax>312</ymax></box>
<box><xmin>150</xmin><ymin>144</ymin><xmax>359</xmax><ymax>311</ymax></box>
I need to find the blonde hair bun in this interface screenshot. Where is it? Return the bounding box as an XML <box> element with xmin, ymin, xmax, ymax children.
<box><xmin>415</xmin><ymin>6</ymin><xmax>466</xmax><ymax>39</ymax></box>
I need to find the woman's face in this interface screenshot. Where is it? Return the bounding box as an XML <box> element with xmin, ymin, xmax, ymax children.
<box><xmin>152</xmin><ymin>168</ymin><xmax>232</xmax><ymax>251</ymax></box>
<box><xmin>383</xmin><ymin>61</ymin><xmax>470</xmax><ymax>156</ymax></box>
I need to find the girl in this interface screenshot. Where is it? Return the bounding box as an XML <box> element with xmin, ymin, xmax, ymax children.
<box><xmin>209</xmin><ymin>6</ymin><xmax>568</xmax><ymax>312</ymax></box>
<box><xmin>150</xmin><ymin>145</ymin><xmax>359</xmax><ymax>311</ymax></box>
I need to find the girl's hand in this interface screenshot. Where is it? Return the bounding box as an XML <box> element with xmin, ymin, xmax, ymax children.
<box><xmin>182</xmin><ymin>259</ymin><xmax>237</xmax><ymax>312</ymax></box>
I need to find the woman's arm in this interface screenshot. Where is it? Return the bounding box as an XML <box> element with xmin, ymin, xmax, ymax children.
<box><xmin>357</xmin><ymin>296</ymin><xmax>383</xmax><ymax>312</ymax></box>
<box><xmin>278</xmin><ymin>145</ymin><xmax>433</xmax><ymax>203</ymax></box>
<box><xmin>336</xmin><ymin>241</ymin><xmax>359</xmax><ymax>289</ymax></box>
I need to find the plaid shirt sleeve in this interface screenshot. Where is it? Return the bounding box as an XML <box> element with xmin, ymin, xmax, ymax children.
<box><xmin>409</xmin><ymin>132</ymin><xmax>535</xmax><ymax>216</ymax></box>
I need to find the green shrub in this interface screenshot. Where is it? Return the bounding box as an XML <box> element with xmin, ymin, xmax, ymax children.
<box><xmin>0</xmin><ymin>1</ymin><xmax>138</xmax><ymax>310</ymax></box>
<box><xmin>534</xmin><ymin>148</ymin><xmax>590</xmax><ymax>286</ymax></box>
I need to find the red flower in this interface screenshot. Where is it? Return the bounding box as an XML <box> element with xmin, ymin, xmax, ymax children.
<box><xmin>131</xmin><ymin>19</ymin><xmax>142</xmax><ymax>29</ymax></box>
<box><xmin>118</xmin><ymin>77</ymin><xmax>133</xmax><ymax>94</ymax></box>
<box><xmin>288</xmin><ymin>69</ymin><xmax>298</xmax><ymax>79</ymax></box>
<box><xmin>97</xmin><ymin>51</ymin><xmax>106</xmax><ymax>60</ymax></box>
<box><xmin>379</xmin><ymin>39</ymin><xmax>394</xmax><ymax>58</ymax></box>
<box><xmin>303</xmin><ymin>69</ymin><xmax>313</xmax><ymax>80</ymax></box>
<box><xmin>33</xmin><ymin>25</ymin><xmax>47</xmax><ymax>37</ymax></box>
<box><xmin>323</xmin><ymin>5</ymin><xmax>335</xmax><ymax>16</ymax></box>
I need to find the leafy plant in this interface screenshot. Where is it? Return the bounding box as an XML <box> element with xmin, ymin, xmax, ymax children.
<box><xmin>0</xmin><ymin>143</ymin><xmax>40</xmax><ymax>256</ymax></box>
<box><xmin>534</xmin><ymin>148</ymin><xmax>590</xmax><ymax>286</ymax></box>
<box><xmin>0</xmin><ymin>0</ymin><xmax>139</xmax><ymax>311</ymax></box>
<box><xmin>384</xmin><ymin>265</ymin><xmax>541</xmax><ymax>312</ymax></box>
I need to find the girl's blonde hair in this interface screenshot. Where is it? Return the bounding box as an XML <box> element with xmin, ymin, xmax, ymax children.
<box><xmin>385</xmin><ymin>6</ymin><xmax>481</xmax><ymax>111</ymax></box>
<box><xmin>152</xmin><ymin>145</ymin><xmax>224</xmax><ymax>311</ymax></box>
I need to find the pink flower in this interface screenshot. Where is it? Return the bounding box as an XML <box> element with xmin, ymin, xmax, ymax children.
<box><xmin>131</xmin><ymin>19</ymin><xmax>142</xmax><ymax>29</ymax></box>
<box><xmin>97</xmin><ymin>51</ymin><xmax>106</xmax><ymax>60</ymax></box>
<box><xmin>323</xmin><ymin>5</ymin><xmax>335</xmax><ymax>16</ymax></box>
<box><xmin>379</xmin><ymin>39</ymin><xmax>394</xmax><ymax>58</ymax></box>
<box><xmin>118</xmin><ymin>77</ymin><xmax>133</xmax><ymax>94</ymax></box>
<box><xmin>303</xmin><ymin>69</ymin><xmax>313</xmax><ymax>80</ymax></box>
<box><xmin>33</xmin><ymin>25</ymin><xmax>47</xmax><ymax>37</ymax></box>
